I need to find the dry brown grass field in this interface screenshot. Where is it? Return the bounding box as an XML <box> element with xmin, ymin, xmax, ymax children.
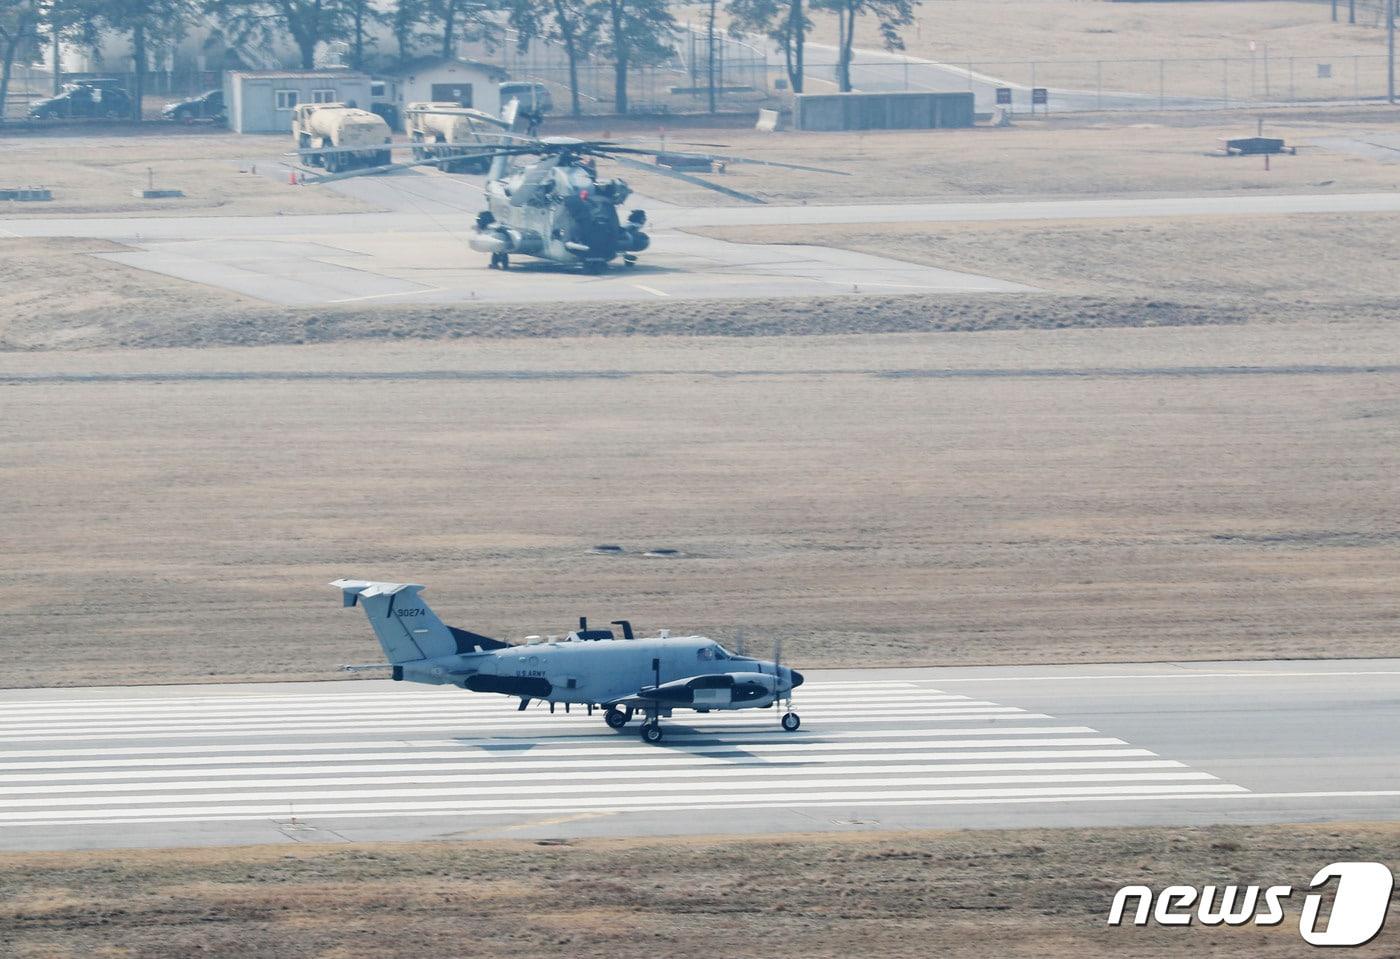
<box><xmin>2</xmin><ymin>110</ymin><xmax>1398</xmax><ymax>217</ymax></box>
<box><xmin>0</xmin><ymin>130</ymin><xmax>373</xmax><ymax>217</ymax></box>
<box><xmin>696</xmin><ymin>212</ymin><xmax>1400</xmax><ymax>301</ymax></box>
<box><xmin>1</xmin><ymin>319</ymin><xmax>1397</xmax><ymax>688</ymax></box>
<box><xmin>685</xmin><ymin>0</ymin><xmax>1396</xmax><ymax>100</ymax></box>
<box><xmin>755</xmin><ymin>0</ymin><xmax>1393</xmax><ymax>63</ymax></box>
<box><xmin>3</xmin><ymin>823</ymin><xmax>1398</xmax><ymax>958</ymax></box>
<box><xmin>2</xmin><ymin>120</ymin><xmax>1398</xmax><ymax>687</ymax></box>
<box><xmin>570</xmin><ymin>109</ymin><xmax>1400</xmax><ymax>206</ymax></box>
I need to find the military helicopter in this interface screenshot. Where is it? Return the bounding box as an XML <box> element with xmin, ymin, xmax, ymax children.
<box><xmin>332</xmin><ymin>579</ymin><xmax>804</xmax><ymax>744</ymax></box>
<box><xmin>293</xmin><ymin>120</ymin><xmax>845</xmax><ymax>274</ymax></box>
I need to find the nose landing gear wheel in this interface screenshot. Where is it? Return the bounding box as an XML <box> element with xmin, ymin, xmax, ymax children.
<box><xmin>604</xmin><ymin>705</ymin><xmax>632</xmax><ymax>729</ymax></box>
<box><xmin>781</xmin><ymin>712</ymin><xmax>801</xmax><ymax>732</ymax></box>
<box><xmin>642</xmin><ymin>722</ymin><xmax>664</xmax><ymax>744</ymax></box>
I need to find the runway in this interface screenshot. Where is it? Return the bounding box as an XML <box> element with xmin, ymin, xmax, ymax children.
<box><xmin>1</xmin><ymin>660</ymin><xmax>1396</xmax><ymax>851</ymax></box>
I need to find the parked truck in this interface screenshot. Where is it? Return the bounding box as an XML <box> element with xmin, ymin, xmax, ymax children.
<box><xmin>405</xmin><ymin>101</ymin><xmax>509</xmax><ymax>174</ymax></box>
<box><xmin>292</xmin><ymin>103</ymin><xmax>392</xmax><ymax>173</ymax></box>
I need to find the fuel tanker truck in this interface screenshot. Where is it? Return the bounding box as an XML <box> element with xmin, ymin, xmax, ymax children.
<box><xmin>292</xmin><ymin>103</ymin><xmax>393</xmax><ymax>173</ymax></box>
<box><xmin>405</xmin><ymin>102</ymin><xmax>510</xmax><ymax>174</ymax></box>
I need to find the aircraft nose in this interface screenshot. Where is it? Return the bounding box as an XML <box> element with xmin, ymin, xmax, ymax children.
<box><xmin>789</xmin><ymin>669</ymin><xmax>804</xmax><ymax>688</ymax></box>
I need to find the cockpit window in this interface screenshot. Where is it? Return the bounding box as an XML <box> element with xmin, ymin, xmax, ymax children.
<box><xmin>698</xmin><ymin>644</ymin><xmax>729</xmax><ymax>661</ymax></box>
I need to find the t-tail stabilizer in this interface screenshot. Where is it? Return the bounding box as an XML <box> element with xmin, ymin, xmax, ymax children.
<box><xmin>331</xmin><ymin>579</ymin><xmax>508</xmax><ymax>667</ymax></box>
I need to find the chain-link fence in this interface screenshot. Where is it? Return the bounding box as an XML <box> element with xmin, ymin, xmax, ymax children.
<box><xmin>800</xmin><ymin>51</ymin><xmax>1396</xmax><ymax>113</ymax></box>
<box><xmin>464</xmin><ymin>27</ymin><xmax>771</xmax><ymax>115</ymax></box>
<box><xmin>4</xmin><ymin>62</ymin><xmax>222</xmax><ymax>117</ymax></box>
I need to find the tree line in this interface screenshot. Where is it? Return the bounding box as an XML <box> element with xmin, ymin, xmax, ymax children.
<box><xmin>2</xmin><ymin>0</ymin><xmax>918</xmax><ymax>123</ymax></box>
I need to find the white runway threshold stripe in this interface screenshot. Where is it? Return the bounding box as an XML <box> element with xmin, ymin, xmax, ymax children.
<box><xmin>0</xmin><ymin>680</ymin><xmax>1249</xmax><ymax>831</ymax></box>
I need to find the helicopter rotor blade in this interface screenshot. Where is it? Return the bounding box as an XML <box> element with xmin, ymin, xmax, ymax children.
<box><xmin>400</xmin><ymin>106</ymin><xmax>515</xmax><ymax>129</ymax></box>
<box><xmin>585</xmin><ymin>145</ymin><xmax>848</xmax><ymax>176</ymax></box>
<box><xmin>604</xmin><ymin>153</ymin><xmax>766</xmax><ymax>204</ymax></box>
<box><xmin>299</xmin><ymin>150</ymin><xmax>500</xmax><ymax>184</ymax></box>
<box><xmin>299</xmin><ymin>143</ymin><xmax>561</xmax><ymax>184</ymax></box>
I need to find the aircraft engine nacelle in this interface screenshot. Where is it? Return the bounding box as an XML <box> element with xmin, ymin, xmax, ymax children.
<box><xmin>620</xmin><ymin>226</ymin><xmax>649</xmax><ymax>253</ymax></box>
<box><xmin>469</xmin><ymin>232</ymin><xmax>507</xmax><ymax>254</ymax></box>
<box><xmin>648</xmin><ymin>672</ymin><xmax>777</xmax><ymax>710</ymax></box>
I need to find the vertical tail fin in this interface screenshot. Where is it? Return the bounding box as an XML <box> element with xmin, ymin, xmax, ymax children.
<box><xmin>332</xmin><ymin>579</ymin><xmax>509</xmax><ymax>664</ymax></box>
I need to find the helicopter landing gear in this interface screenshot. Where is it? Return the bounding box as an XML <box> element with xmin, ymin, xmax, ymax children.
<box><xmin>604</xmin><ymin>705</ymin><xmax>632</xmax><ymax>729</ymax></box>
<box><xmin>489</xmin><ymin>252</ymin><xmax>510</xmax><ymax>270</ymax></box>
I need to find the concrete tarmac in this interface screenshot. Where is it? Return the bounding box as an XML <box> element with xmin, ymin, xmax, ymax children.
<box><xmin>8</xmin><ymin>187</ymin><xmax>1400</xmax><ymax>307</ymax></box>
<box><xmin>1</xmin><ymin>659</ymin><xmax>1396</xmax><ymax>851</ymax></box>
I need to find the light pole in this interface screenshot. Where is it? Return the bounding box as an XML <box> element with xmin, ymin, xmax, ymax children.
<box><xmin>1389</xmin><ymin>0</ymin><xmax>1396</xmax><ymax>104</ymax></box>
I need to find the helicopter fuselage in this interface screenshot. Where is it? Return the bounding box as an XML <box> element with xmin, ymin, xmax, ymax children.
<box><xmin>470</xmin><ymin>154</ymin><xmax>649</xmax><ymax>274</ymax></box>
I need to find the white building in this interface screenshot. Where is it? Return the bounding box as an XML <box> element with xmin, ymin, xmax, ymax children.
<box><xmin>379</xmin><ymin>57</ymin><xmax>508</xmax><ymax>115</ymax></box>
<box><xmin>224</xmin><ymin>70</ymin><xmax>373</xmax><ymax>134</ymax></box>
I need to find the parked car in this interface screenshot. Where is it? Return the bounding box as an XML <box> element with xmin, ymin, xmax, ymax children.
<box><xmin>161</xmin><ymin>89</ymin><xmax>225</xmax><ymax>124</ymax></box>
<box><xmin>499</xmin><ymin>81</ymin><xmax>553</xmax><ymax>115</ymax></box>
<box><xmin>28</xmin><ymin>82</ymin><xmax>133</xmax><ymax>120</ymax></box>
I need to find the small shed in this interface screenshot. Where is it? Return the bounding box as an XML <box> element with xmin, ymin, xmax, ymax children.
<box><xmin>224</xmin><ymin>70</ymin><xmax>372</xmax><ymax>134</ymax></box>
<box><xmin>380</xmin><ymin>57</ymin><xmax>509</xmax><ymax>116</ymax></box>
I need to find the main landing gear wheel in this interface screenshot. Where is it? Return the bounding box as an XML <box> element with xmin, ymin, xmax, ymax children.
<box><xmin>642</xmin><ymin>722</ymin><xmax>664</xmax><ymax>744</ymax></box>
<box><xmin>489</xmin><ymin>252</ymin><xmax>510</xmax><ymax>270</ymax></box>
<box><xmin>781</xmin><ymin>712</ymin><xmax>801</xmax><ymax>732</ymax></box>
<box><xmin>604</xmin><ymin>705</ymin><xmax>632</xmax><ymax>729</ymax></box>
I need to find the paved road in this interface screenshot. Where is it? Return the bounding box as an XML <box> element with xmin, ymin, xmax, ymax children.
<box><xmin>1</xmin><ymin>659</ymin><xmax>1396</xmax><ymax>851</ymax></box>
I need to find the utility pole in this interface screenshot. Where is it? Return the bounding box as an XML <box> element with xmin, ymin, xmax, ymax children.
<box><xmin>1389</xmin><ymin>0</ymin><xmax>1396</xmax><ymax>103</ymax></box>
<box><xmin>707</xmin><ymin>0</ymin><xmax>717</xmax><ymax>113</ymax></box>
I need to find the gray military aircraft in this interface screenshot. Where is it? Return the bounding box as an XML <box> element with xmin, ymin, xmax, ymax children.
<box><xmin>333</xmin><ymin>579</ymin><xmax>803</xmax><ymax>743</ymax></box>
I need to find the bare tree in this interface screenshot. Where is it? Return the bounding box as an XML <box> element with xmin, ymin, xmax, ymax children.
<box><xmin>103</xmin><ymin>0</ymin><xmax>195</xmax><ymax>121</ymax></box>
<box><xmin>206</xmin><ymin>0</ymin><xmax>350</xmax><ymax>70</ymax></box>
<box><xmin>509</xmin><ymin>0</ymin><xmax>600</xmax><ymax>117</ymax></box>
<box><xmin>729</xmin><ymin>0</ymin><xmax>808</xmax><ymax>94</ymax></box>
<box><xmin>600</xmin><ymin>0</ymin><xmax>673</xmax><ymax>114</ymax></box>
<box><xmin>0</xmin><ymin>0</ymin><xmax>42</xmax><ymax>124</ymax></box>
<box><xmin>430</xmin><ymin>0</ymin><xmax>501</xmax><ymax>61</ymax></box>
<box><xmin>818</xmin><ymin>0</ymin><xmax>917</xmax><ymax>93</ymax></box>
